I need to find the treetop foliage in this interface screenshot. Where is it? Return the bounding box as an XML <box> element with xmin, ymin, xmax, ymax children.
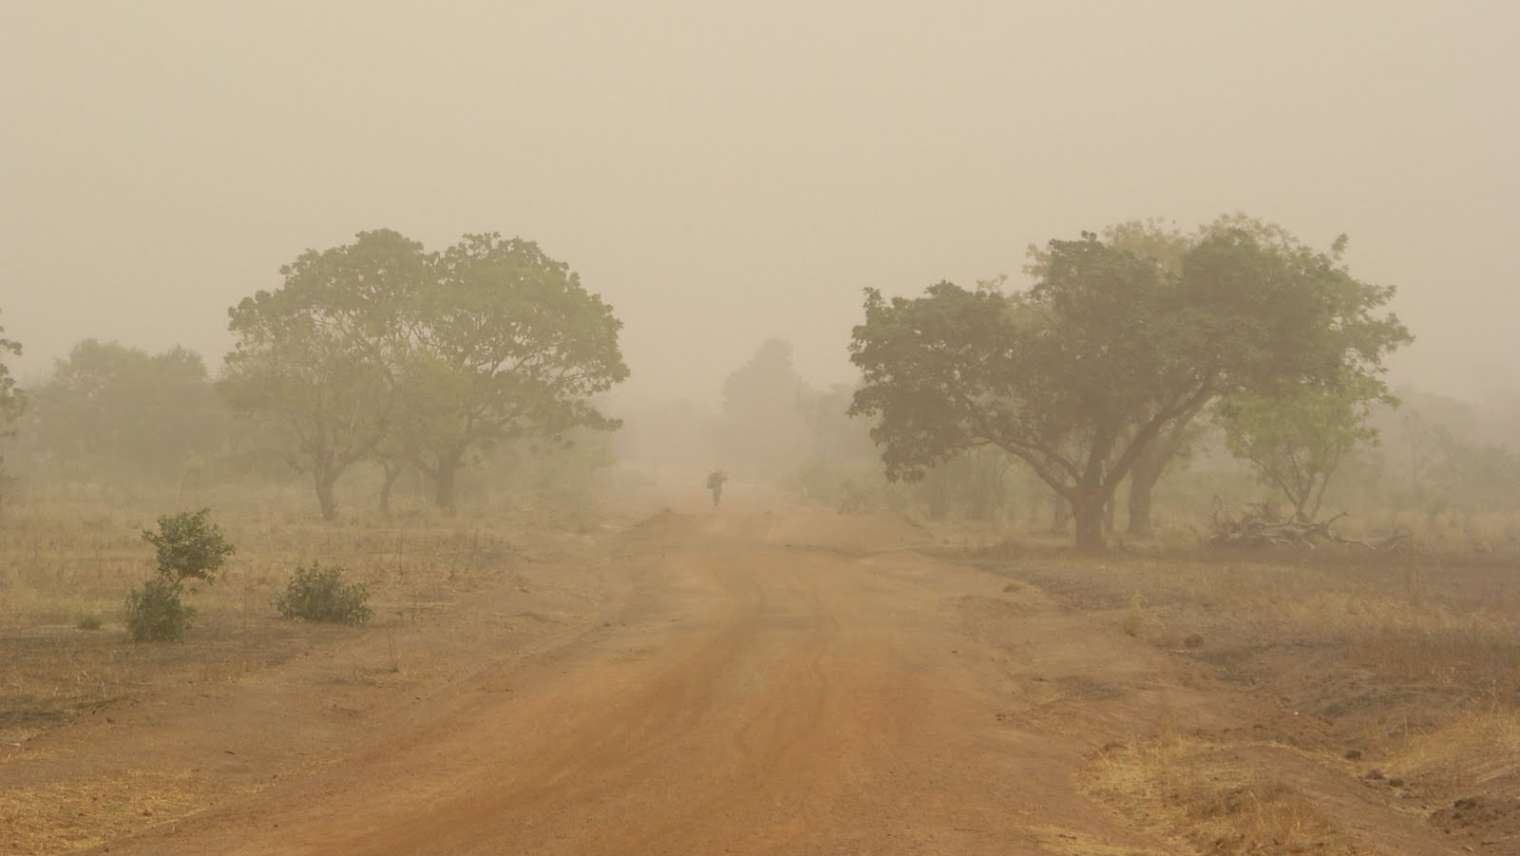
<box><xmin>1217</xmin><ymin>378</ymin><xmax>1384</xmax><ymax>522</ymax></box>
<box><xmin>142</xmin><ymin>507</ymin><xmax>236</xmax><ymax>583</ymax></box>
<box><xmin>220</xmin><ymin>228</ymin><xmax>628</xmax><ymax>517</ymax></box>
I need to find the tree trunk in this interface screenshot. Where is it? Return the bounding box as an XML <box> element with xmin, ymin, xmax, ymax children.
<box><xmin>1072</xmin><ymin>495</ymin><xmax>1107</xmax><ymax>551</ymax></box>
<box><xmin>379</xmin><ymin>463</ymin><xmax>403</xmax><ymax>515</ymax></box>
<box><xmin>1127</xmin><ymin>401</ymin><xmax>1207</xmax><ymax>537</ymax></box>
<box><xmin>1051</xmin><ymin>493</ymin><xmax>1071</xmax><ymax>533</ymax></box>
<box><xmin>314</xmin><ymin>471</ymin><xmax>339</xmax><ymax>522</ymax></box>
<box><xmin>1104</xmin><ymin>495</ymin><xmax>1117</xmax><ymax>533</ymax></box>
<box><xmin>433</xmin><ymin>450</ymin><xmax>463</xmax><ymax>514</ymax></box>
<box><xmin>1127</xmin><ymin>449</ymin><xmax>1163</xmax><ymax>537</ymax></box>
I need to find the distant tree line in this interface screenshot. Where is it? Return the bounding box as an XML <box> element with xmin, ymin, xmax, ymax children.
<box><xmin>6</xmin><ymin>214</ymin><xmax>1519</xmax><ymax>542</ymax></box>
<box><xmin>0</xmin><ymin>229</ymin><xmax>628</xmax><ymax>519</ymax></box>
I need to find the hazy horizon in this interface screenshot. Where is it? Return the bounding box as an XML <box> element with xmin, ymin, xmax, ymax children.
<box><xmin>4</xmin><ymin>1</ymin><xmax>1517</xmax><ymax>407</ymax></box>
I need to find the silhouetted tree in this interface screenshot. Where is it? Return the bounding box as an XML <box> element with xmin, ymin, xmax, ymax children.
<box><xmin>221</xmin><ymin>230</ymin><xmax>425</xmax><ymax>520</ymax></box>
<box><xmin>718</xmin><ymin>339</ymin><xmax>809</xmax><ymax>477</ymax></box>
<box><xmin>394</xmin><ymin>234</ymin><xmax>627</xmax><ymax>513</ymax></box>
<box><xmin>850</xmin><ymin>221</ymin><xmax>1410</xmax><ymax>549</ymax></box>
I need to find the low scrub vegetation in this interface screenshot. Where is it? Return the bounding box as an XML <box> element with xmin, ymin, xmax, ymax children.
<box><xmin>125</xmin><ymin>576</ymin><xmax>196</xmax><ymax>642</ymax></box>
<box><xmin>141</xmin><ymin>507</ymin><xmax>235</xmax><ymax>583</ymax></box>
<box><xmin>276</xmin><ymin>562</ymin><xmax>372</xmax><ymax>626</ymax></box>
<box><xmin>125</xmin><ymin>508</ymin><xmax>235</xmax><ymax>642</ymax></box>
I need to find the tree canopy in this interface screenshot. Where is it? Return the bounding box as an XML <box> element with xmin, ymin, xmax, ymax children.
<box><xmin>393</xmin><ymin>233</ymin><xmax>629</xmax><ymax>511</ymax></box>
<box><xmin>221</xmin><ymin>229</ymin><xmax>628</xmax><ymax>519</ymax></box>
<box><xmin>849</xmin><ymin>220</ymin><xmax>1411</xmax><ymax>549</ymax></box>
<box><xmin>1217</xmin><ymin>379</ymin><xmax>1385</xmax><ymax>522</ymax></box>
<box><xmin>221</xmin><ymin>229</ymin><xmax>428</xmax><ymax>520</ymax></box>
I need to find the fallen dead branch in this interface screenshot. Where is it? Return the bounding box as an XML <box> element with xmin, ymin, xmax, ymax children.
<box><xmin>1207</xmin><ymin>504</ymin><xmax>1408</xmax><ymax>551</ymax></box>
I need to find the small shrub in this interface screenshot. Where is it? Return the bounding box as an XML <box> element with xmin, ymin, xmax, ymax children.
<box><xmin>276</xmin><ymin>563</ymin><xmax>372</xmax><ymax>626</ymax></box>
<box><xmin>126</xmin><ymin>578</ymin><xmax>195</xmax><ymax>642</ymax></box>
<box><xmin>143</xmin><ymin>508</ymin><xmax>235</xmax><ymax>583</ymax></box>
<box><xmin>124</xmin><ymin>508</ymin><xmax>233</xmax><ymax>642</ymax></box>
<box><xmin>1122</xmin><ymin>593</ymin><xmax>1152</xmax><ymax>638</ymax></box>
<box><xmin>76</xmin><ymin>613</ymin><xmax>103</xmax><ymax>631</ymax></box>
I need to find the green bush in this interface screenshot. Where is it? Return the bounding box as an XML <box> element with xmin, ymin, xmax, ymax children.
<box><xmin>124</xmin><ymin>508</ymin><xmax>234</xmax><ymax>642</ymax></box>
<box><xmin>142</xmin><ymin>508</ymin><xmax>235</xmax><ymax>583</ymax></box>
<box><xmin>126</xmin><ymin>578</ymin><xmax>195</xmax><ymax>642</ymax></box>
<box><xmin>76</xmin><ymin>613</ymin><xmax>103</xmax><ymax>631</ymax></box>
<box><xmin>276</xmin><ymin>563</ymin><xmax>372</xmax><ymax>626</ymax></box>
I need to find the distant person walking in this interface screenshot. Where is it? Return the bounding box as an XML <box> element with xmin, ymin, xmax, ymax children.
<box><xmin>706</xmin><ymin>470</ymin><xmax>728</xmax><ymax>509</ymax></box>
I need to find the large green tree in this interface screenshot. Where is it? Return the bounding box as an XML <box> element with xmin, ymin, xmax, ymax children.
<box><xmin>221</xmin><ymin>230</ymin><xmax>426</xmax><ymax>520</ymax></box>
<box><xmin>849</xmin><ymin>222</ymin><xmax>1410</xmax><ymax>550</ymax></box>
<box><xmin>1095</xmin><ymin>220</ymin><xmax>1197</xmax><ymax>536</ymax></box>
<box><xmin>1029</xmin><ymin>218</ymin><xmax>1236</xmax><ymax>537</ymax></box>
<box><xmin>394</xmin><ymin>233</ymin><xmax>628</xmax><ymax>512</ymax></box>
<box><xmin>223</xmin><ymin>229</ymin><xmax>627</xmax><ymax>518</ymax></box>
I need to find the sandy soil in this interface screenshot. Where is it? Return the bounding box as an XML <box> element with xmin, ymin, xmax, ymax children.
<box><xmin>5</xmin><ymin>503</ymin><xmax>1486</xmax><ymax>854</ymax></box>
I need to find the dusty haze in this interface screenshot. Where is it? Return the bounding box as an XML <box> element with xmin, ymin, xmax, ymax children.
<box><xmin>3</xmin><ymin>1</ymin><xmax>1517</xmax><ymax>403</ymax></box>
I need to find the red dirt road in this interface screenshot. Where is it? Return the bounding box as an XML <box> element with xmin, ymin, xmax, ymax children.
<box><xmin>90</xmin><ymin>509</ymin><xmax>1192</xmax><ymax>855</ymax></box>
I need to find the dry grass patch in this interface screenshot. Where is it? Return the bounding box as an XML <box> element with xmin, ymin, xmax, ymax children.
<box><xmin>1390</xmin><ymin>709</ymin><xmax>1520</xmax><ymax>791</ymax></box>
<box><xmin>0</xmin><ymin>490</ymin><xmax>528</xmax><ymax>746</ymax></box>
<box><xmin>983</xmin><ymin>550</ymin><xmax>1520</xmax><ymax>693</ymax></box>
<box><xmin>0</xmin><ymin>767</ymin><xmax>218</xmax><ymax>855</ymax></box>
<box><xmin>1030</xmin><ymin>825</ymin><xmax>1168</xmax><ymax>855</ymax></box>
<box><xmin>1088</xmin><ymin>736</ymin><xmax>1358</xmax><ymax>856</ymax></box>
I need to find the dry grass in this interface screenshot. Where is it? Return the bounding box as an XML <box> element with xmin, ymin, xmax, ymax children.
<box><xmin>1088</xmin><ymin>736</ymin><xmax>1357</xmax><ymax>855</ymax></box>
<box><xmin>0</xmin><ymin>768</ymin><xmax>218</xmax><ymax>856</ymax></box>
<box><xmin>1029</xmin><ymin>825</ymin><xmax>1169</xmax><ymax>855</ymax></box>
<box><xmin>955</xmin><ymin>524</ymin><xmax>1520</xmax><ymax>850</ymax></box>
<box><xmin>976</xmin><ymin>546</ymin><xmax>1520</xmax><ymax>694</ymax></box>
<box><xmin>0</xmin><ymin>487</ymin><xmax>537</xmax><ymax>746</ymax></box>
<box><xmin>1390</xmin><ymin>709</ymin><xmax>1520</xmax><ymax>791</ymax></box>
<box><xmin>0</xmin><ymin>484</ymin><xmax>616</xmax><ymax>856</ymax></box>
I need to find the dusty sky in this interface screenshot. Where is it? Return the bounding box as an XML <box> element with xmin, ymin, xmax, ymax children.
<box><xmin>3</xmin><ymin>1</ymin><xmax>1516</xmax><ymax>404</ymax></box>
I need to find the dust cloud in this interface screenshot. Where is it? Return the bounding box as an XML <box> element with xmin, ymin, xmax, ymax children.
<box><xmin>3</xmin><ymin>1</ymin><xmax>1517</xmax><ymax>409</ymax></box>
<box><xmin>7</xmin><ymin>7</ymin><xmax>1520</xmax><ymax>854</ymax></box>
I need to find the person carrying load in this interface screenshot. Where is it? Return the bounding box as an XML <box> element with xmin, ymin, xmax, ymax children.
<box><xmin>706</xmin><ymin>470</ymin><xmax>728</xmax><ymax>509</ymax></box>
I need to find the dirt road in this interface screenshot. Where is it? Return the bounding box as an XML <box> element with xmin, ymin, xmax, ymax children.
<box><xmin>80</xmin><ymin>508</ymin><xmax>1205</xmax><ymax>856</ymax></box>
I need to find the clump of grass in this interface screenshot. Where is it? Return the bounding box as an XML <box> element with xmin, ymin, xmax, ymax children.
<box><xmin>276</xmin><ymin>563</ymin><xmax>372</xmax><ymax>626</ymax></box>
<box><xmin>75</xmin><ymin>613</ymin><xmax>103</xmax><ymax>631</ymax></box>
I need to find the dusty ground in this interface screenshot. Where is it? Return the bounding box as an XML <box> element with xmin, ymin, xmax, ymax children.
<box><xmin>3</xmin><ymin>499</ymin><xmax>1515</xmax><ymax>854</ymax></box>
